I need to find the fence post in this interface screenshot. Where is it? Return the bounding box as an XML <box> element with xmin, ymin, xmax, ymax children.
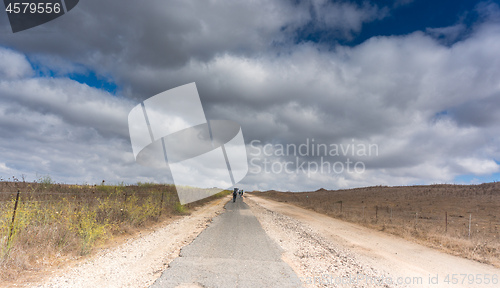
<box><xmin>468</xmin><ymin>214</ymin><xmax>472</xmax><ymax>239</ymax></box>
<box><xmin>445</xmin><ymin>211</ymin><xmax>448</xmax><ymax>233</ymax></box>
<box><xmin>375</xmin><ymin>206</ymin><xmax>378</xmax><ymax>222</ymax></box>
<box><xmin>415</xmin><ymin>212</ymin><xmax>418</xmax><ymax>228</ymax></box>
<box><xmin>7</xmin><ymin>190</ymin><xmax>21</xmax><ymax>245</ymax></box>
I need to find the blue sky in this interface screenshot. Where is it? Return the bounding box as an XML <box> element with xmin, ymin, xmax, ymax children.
<box><xmin>455</xmin><ymin>172</ymin><xmax>500</xmax><ymax>184</ymax></box>
<box><xmin>298</xmin><ymin>0</ymin><xmax>484</xmax><ymax>46</ymax></box>
<box><xmin>354</xmin><ymin>0</ymin><xmax>479</xmax><ymax>43</ymax></box>
<box><xmin>0</xmin><ymin>0</ymin><xmax>499</xmax><ymax>190</ymax></box>
<box><xmin>30</xmin><ymin>60</ymin><xmax>119</xmax><ymax>94</ymax></box>
<box><xmin>67</xmin><ymin>71</ymin><xmax>118</xmax><ymax>95</ymax></box>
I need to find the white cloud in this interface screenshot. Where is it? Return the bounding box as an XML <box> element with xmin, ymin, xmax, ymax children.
<box><xmin>0</xmin><ymin>77</ymin><xmax>134</xmax><ymax>138</ymax></box>
<box><xmin>0</xmin><ymin>162</ymin><xmax>10</xmax><ymax>172</ymax></box>
<box><xmin>457</xmin><ymin>158</ymin><xmax>499</xmax><ymax>175</ymax></box>
<box><xmin>426</xmin><ymin>24</ymin><xmax>467</xmax><ymax>44</ymax></box>
<box><xmin>0</xmin><ymin>47</ymin><xmax>33</xmax><ymax>80</ymax></box>
<box><xmin>311</xmin><ymin>0</ymin><xmax>389</xmax><ymax>37</ymax></box>
<box><xmin>0</xmin><ymin>64</ymin><xmax>164</xmax><ymax>184</ymax></box>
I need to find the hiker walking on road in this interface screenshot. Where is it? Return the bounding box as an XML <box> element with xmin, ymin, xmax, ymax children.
<box><xmin>233</xmin><ymin>188</ymin><xmax>238</xmax><ymax>202</ymax></box>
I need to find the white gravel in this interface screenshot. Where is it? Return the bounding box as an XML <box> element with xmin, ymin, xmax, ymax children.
<box><xmin>248</xmin><ymin>198</ymin><xmax>403</xmax><ymax>288</ymax></box>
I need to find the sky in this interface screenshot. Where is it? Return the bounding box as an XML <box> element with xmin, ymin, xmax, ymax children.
<box><xmin>0</xmin><ymin>0</ymin><xmax>499</xmax><ymax>192</ymax></box>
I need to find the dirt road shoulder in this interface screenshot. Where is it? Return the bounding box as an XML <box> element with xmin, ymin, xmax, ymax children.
<box><xmin>248</xmin><ymin>195</ymin><xmax>500</xmax><ymax>288</ymax></box>
<box><xmin>26</xmin><ymin>197</ymin><xmax>229</xmax><ymax>288</ymax></box>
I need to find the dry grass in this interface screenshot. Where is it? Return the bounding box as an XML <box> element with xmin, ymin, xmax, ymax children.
<box><xmin>0</xmin><ymin>180</ymin><xmax>230</xmax><ymax>282</ymax></box>
<box><xmin>254</xmin><ymin>182</ymin><xmax>500</xmax><ymax>267</ymax></box>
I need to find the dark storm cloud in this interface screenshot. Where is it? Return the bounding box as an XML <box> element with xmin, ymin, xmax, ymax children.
<box><xmin>446</xmin><ymin>94</ymin><xmax>500</xmax><ymax>127</ymax></box>
<box><xmin>0</xmin><ymin>0</ymin><xmax>391</xmax><ymax>98</ymax></box>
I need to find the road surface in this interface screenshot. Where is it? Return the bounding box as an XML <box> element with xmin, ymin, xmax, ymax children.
<box><xmin>151</xmin><ymin>197</ymin><xmax>302</xmax><ymax>288</ymax></box>
<box><xmin>29</xmin><ymin>195</ymin><xmax>500</xmax><ymax>288</ymax></box>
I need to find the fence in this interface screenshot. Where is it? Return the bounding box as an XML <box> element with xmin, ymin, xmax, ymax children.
<box><xmin>258</xmin><ymin>187</ymin><xmax>500</xmax><ymax>266</ymax></box>
<box><xmin>328</xmin><ymin>204</ymin><xmax>498</xmax><ymax>240</ymax></box>
<box><xmin>0</xmin><ymin>181</ymin><xmax>181</xmax><ymax>257</ymax></box>
<box><xmin>265</xmin><ymin>185</ymin><xmax>500</xmax><ymax>241</ymax></box>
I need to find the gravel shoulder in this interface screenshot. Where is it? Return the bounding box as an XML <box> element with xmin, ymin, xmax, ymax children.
<box><xmin>248</xmin><ymin>195</ymin><xmax>500</xmax><ymax>288</ymax></box>
<box><xmin>26</xmin><ymin>197</ymin><xmax>228</xmax><ymax>288</ymax></box>
<box><xmin>247</xmin><ymin>195</ymin><xmax>401</xmax><ymax>288</ymax></box>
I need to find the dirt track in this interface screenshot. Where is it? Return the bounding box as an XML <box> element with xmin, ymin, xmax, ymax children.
<box><xmin>248</xmin><ymin>195</ymin><xmax>500</xmax><ymax>288</ymax></box>
<box><xmin>21</xmin><ymin>194</ymin><xmax>500</xmax><ymax>288</ymax></box>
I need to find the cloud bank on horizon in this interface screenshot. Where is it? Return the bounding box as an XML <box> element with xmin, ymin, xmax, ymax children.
<box><xmin>0</xmin><ymin>0</ymin><xmax>499</xmax><ymax>191</ymax></box>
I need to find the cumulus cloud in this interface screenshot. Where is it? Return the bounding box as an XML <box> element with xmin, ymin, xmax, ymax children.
<box><xmin>426</xmin><ymin>24</ymin><xmax>467</xmax><ymax>45</ymax></box>
<box><xmin>0</xmin><ymin>48</ymin><xmax>33</xmax><ymax>79</ymax></box>
<box><xmin>0</xmin><ymin>1</ymin><xmax>499</xmax><ymax>190</ymax></box>
<box><xmin>309</xmin><ymin>0</ymin><xmax>389</xmax><ymax>38</ymax></box>
<box><xmin>0</xmin><ymin>0</ymin><xmax>391</xmax><ymax>98</ymax></box>
<box><xmin>0</xmin><ymin>50</ymin><xmax>171</xmax><ymax>184</ymax></box>
<box><xmin>0</xmin><ymin>77</ymin><xmax>132</xmax><ymax>138</ymax></box>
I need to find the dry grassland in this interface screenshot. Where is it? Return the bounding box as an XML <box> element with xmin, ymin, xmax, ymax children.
<box><xmin>255</xmin><ymin>182</ymin><xmax>500</xmax><ymax>267</ymax></box>
<box><xmin>0</xmin><ymin>180</ymin><xmax>229</xmax><ymax>282</ymax></box>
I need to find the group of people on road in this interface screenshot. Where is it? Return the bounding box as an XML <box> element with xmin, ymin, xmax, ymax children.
<box><xmin>232</xmin><ymin>188</ymin><xmax>244</xmax><ymax>202</ymax></box>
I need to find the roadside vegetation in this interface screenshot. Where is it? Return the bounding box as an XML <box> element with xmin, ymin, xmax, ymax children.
<box><xmin>255</xmin><ymin>182</ymin><xmax>500</xmax><ymax>267</ymax></box>
<box><xmin>0</xmin><ymin>178</ymin><xmax>230</xmax><ymax>282</ymax></box>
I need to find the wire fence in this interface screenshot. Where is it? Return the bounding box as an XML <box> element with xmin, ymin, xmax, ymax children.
<box><xmin>258</xmin><ymin>184</ymin><xmax>500</xmax><ymax>242</ymax></box>
<box><xmin>326</xmin><ymin>204</ymin><xmax>499</xmax><ymax>240</ymax></box>
<box><xmin>0</xmin><ymin>181</ymin><xmax>203</xmax><ymax>258</ymax></box>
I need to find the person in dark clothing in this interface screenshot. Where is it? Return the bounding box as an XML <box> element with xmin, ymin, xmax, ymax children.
<box><xmin>233</xmin><ymin>188</ymin><xmax>238</xmax><ymax>202</ymax></box>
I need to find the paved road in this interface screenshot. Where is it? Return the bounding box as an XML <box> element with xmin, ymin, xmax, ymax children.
<box><xmin>151</xmin><ymin>196</ymin><xmax>302</xmax><ymax>288</ymax></box>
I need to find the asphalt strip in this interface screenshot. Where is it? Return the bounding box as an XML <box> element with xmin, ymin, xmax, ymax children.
<box><xmin>151</xmin><ymin>197</ymin><xmax>302</xmax><ymax>288</ymax></box>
